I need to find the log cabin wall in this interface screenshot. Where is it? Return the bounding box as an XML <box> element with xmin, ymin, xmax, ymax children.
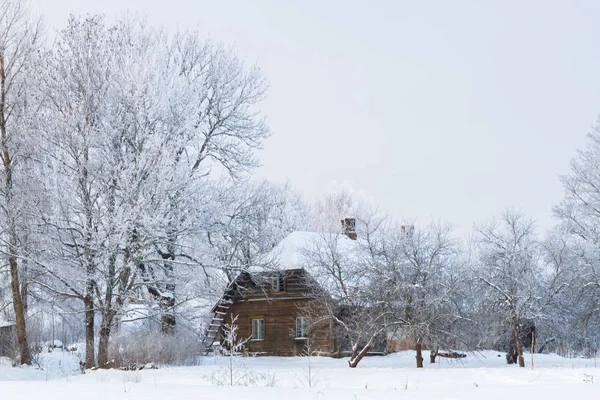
<box><xmin>222</xmin><ymin>269</ymin><xmax>333</xmax><ymax>356</ymax></box>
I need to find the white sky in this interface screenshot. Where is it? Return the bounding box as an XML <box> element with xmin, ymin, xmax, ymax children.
<box><xmin>31</xmin><ymin>0</ymin><xmax>600</xmax><ymax>237</ymax></box>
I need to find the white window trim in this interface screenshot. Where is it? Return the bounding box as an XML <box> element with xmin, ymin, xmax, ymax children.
<box><xmin>251</xmin><ymin>318</ymin><xmax>265</xmax><ymax>341</ymax></box>
<box><xmin>296</xmin><ymin>316</ymin><xmax>309</xmax><ymax>339</ymax></box>
<box><xmin>271</xmin><ymin>275</ymin><xmax>284</xmax><ymax>292</ymax></box>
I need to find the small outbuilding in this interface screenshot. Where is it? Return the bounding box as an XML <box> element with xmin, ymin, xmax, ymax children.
<box><xmin>0</xmin><ymin>320</ymin><xmax>16</xmax><ymax>358</ymax></box>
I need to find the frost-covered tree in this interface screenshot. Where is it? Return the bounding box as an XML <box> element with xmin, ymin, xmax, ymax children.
<box><xmin>474</xmin><ymin>210</ymin><xmax>542</xmax><ymax>367</ymax></box>
<box><xmin>553</xmin><ymin>122</ymin><xmax>600</xmax><ymax>353</ymax></box>
<box><xmin>301</xmin><ymin>229</ymin><xmax>376</xmax><ymax>368</ymax></box>
<box><xmin>302</xmin><ymin>192</ymin><xmax>460</xmax><ymax>368</ymax></box>
<box><xmin>536</xmin><ymin>228</ymin><xmax>584</xmax><ymax>354</ymax></box>
<box><xmin>555</xmin><ymin>121</ymin><xmax>600</xmax><ymax>242</ymax></box>
<box><xmin>0</xmin><ymin>0</ymin><xmax>42</xmax><ymax>365</ymax></box>
<box><xmin>299</xmin><ymin>206</ymin><xmax>392</xmax><ymax>368</ymax></box>
<box><xmin>35</xmin><ymin>15</ymin><xmax>270</xmax><ymax>367</ymax></box>
<box><xmin>141</xmin><ymin>29</ymin><xmax>270</xmax><ymax>334</ymax></box>
<box><xmin>38</xmin><ymin>15</ymin><xmax>131</xmax><ymax>367</ymax></box>
<box><xmin>220</xmin><ymin>314</ymin><xmax>249</xmax><ymax>386</ymax></box>
<box><xmin>207</xmin><ymin>180</ymin><xmax>310</xmax><ymax>283</ymax></box>
<box><xmin>366</xmin><ymin>221</ymin><xmax>460</xmax><ymax>367</ymax></box>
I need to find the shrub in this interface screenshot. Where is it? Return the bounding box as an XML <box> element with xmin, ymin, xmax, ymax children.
<box><xmin>108</xmin><ymin>329</ymin><xmax>202</xmax><ymax>368</ymax></box>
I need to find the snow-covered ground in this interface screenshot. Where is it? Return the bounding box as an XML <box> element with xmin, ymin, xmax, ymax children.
<box><xmin>1</xmin><ymin>350</ymin><xmax>599</xmax><ymax>399</ymax></box>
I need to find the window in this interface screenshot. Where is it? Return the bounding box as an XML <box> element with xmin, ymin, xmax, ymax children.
<box><xmin>271</xmin><ymin>274</ymin><xmax>285</xmax><ymax>292</ymax></box>
<box><xmin>296</xmin><ymin>316</ymin><xmax>309</xmax><ymax>339</ymax></box>
<box><xmin>252</xmin><ymin>318</ymin><xmax>264</xmax><ymax>340</ymax></box>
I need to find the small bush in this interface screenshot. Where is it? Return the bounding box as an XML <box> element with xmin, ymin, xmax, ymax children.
<box><xmin>123</xmin><ymin>370</ymin><xmax>142</xmax><ymax>383</ymax></box>
<box><xmin>209</xmin><ymin>365</ymin><xmax>277</xmax><ymax>387</ymax></box>
<box><xmin>108</xmin><ymin>329</ymin><xmax>202</xmax><ymax>368</ymax></box>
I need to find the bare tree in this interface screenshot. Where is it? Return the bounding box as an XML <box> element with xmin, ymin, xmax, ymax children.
<box><xmin>0</xmin><ymin>0</ymin><xmax>42</xmax><ymax>365</ymax></box>
<box><xmin>36</xmin><ymin>15</ymin><xmax>271</xmax><ymax>366</ymax></box>
<box><xmin>220</xmin><ymin>314</ymin><xmax>250</xmax><ymax>386</ymax></box>
<box><xmin>139</xmin><ymin>31</ymin><xmax>270</xmax><ymax>334</ymax></box>
<box><xmin>364</xmin><ymin>221</ymin><xmax>460</xmax><ymax>368</ymax></box>
<box><xmin>474</xmin><ymin>210</ymin><xmax>542</xmax><ymax>368</ymax></box>
<box><xmin>36</xmin><ymin>14</ymin><xmax>125</xmax><ymax>368</ymax></box>
<box><xmin>553</xmin><ymin>121</ymin><xmax>600</xmax><ymax>353</ymax></box>
<box><xmin>302</xmin><ymin>195</ymin><xmax>459</xmax><ymax>369</ymax></box>
<box><xmin>207</xmin><ymin>180</ymin><xmax>310</xmax><ymax>283</ymax></box>
<box><xmin>301</xmin><ymin>210</ymin><xmax>410</xmax><ymax>368</ymax></box>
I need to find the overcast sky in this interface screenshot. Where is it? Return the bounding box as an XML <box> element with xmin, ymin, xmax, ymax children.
<box><xmin>31</xmin><ymin>0</ymin><xmax>600</xmax><ymax>237</ymax></box>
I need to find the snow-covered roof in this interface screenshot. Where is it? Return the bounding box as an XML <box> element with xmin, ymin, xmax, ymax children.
<box><xmin>261</xmin><ymin>230</ymin><xmax>366</xmax><ymax>299</ymax></box>
<box><xmin>211</xmin><ymin>230</ymin><xmax>363</xmax><ymax>314</ymax></box>
<box><xmin>266</xmin><ymin>230</ymin><xmax>361</xmax><ymax>272</ymax></box>
<box><xmin>267</xmin><ymin>231</ymin><xmax>322</xmax><ymax>269</ymax></box>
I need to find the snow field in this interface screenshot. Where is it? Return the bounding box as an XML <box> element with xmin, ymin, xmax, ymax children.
<box><xmin>1</xmin><ymin>351</ymin><xmax>599</xmax><ymax>399</ymax></box>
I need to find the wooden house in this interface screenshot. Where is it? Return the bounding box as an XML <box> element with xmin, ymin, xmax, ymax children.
<box><xmin>205</xmin><ymin>218</ymin><xmax>362</xmax><ymax>356</ymax></box>
<box><xmin>206</xmin><ymin>268</ymin><xmax>334</xmax><ymax>356</ymax></box>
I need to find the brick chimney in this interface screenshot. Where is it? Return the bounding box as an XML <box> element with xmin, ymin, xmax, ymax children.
<box><xmin>401</xmin><ymin>224</ymin><xmax>414</xmax><ymax>238</ymax></box>
<box><xmin>341</xmin><ymin>217</ymin><xmax>357</xmax><ymax>240</ymax></box>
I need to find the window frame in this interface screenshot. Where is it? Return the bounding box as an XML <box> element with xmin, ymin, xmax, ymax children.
<box><xmin>295</xmin><ymin>316</ymin><xmax>310</xmax><ymax>339</ymax></box>
<box><xmin>270</xmin><ymin>274</ymin><xmax>285</xmax><ymax>294</ymax></box>
<box><xmin>251</xmin><ymin>317</ymin><xmax>265</xmax><ymax>341</ymax></box>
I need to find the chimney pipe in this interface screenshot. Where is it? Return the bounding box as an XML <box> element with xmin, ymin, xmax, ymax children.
<box><xmin>401</xmin><ymin>225</ymin><xmax>415</xmax><ymax>238</ymax></box>
<box><xmin>341</xmin><ymin>217</ymin><xmax>357</xmax><ymax>240</ymax></box>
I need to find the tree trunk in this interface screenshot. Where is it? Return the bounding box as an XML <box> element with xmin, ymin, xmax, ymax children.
<box><xmin>348</xmin><ymin>344</ymin><xmax>370</xmax><ymax>368</ymax></box>
<box><xmin>416</xmin><ymin>342</ymin><xmax>424</xmax><ymax>368</ymax></box>
<box><xmin>143</xmin><ymin>249</ymin><xmax>177</xmax><ymax>334</ymax></box>
<box><xmin>160</xmin><ymin>249</ymin><xmax>176</xmax><ymax>334</ymax></box>
<box><xmin>511</xmin><ymin>313</ymin><xmax>525</xmax><ymax>367</ymax></box>
<box><xmin>98</xmin><ymin>251</ymin><xmax>119</xmax><ymax>369</ymax></box>
<box><xmin>82</xmin><ymin>159</ymin><xmax>96</xmax><ymax>369</ymax></box>
<box><xmin>161</xmin><ymin>272</ymin><xmax>176</xmax><ymax>335</ymax></box>
<box><xmin>9</xmin><ymin>255</ymin><xmax>31</xmax><ymax>364</ymax></box>
<box><xmin>97</xmin><ymin>313</ymin><xmax>114</xmax><ymax>368</ymax></box>
<box><xmin>430</xmin><ymin>346</ymin><xmax>439</xmax><ymax>364</ymax></box>
<box><xmin>20</xmin><ymin>257</ymin><xmax>28</xmax><ymax>315</ymax></box>
<box><xmin>84</xmin><ymin>295</ymin><xmax>95</xmax><ymax>368</ymax></box>
<box><xmin>1</xmin><ymin>51</ymin><xmax>30</xmax><ymax>364</ymax></box>
<box><xmin>537</xmin><ymin>337</ymin><xmax>555</xmax><ymax>354</ymax></box>
<box><xmin>351</xmin><ymin>344</ymin><xmax>357</xmax><ymax>361</ymax></box>
<box><xmin>162</xmin><ymin>308</ymin><xmax>176</xmax><ymax>335</ymax></box>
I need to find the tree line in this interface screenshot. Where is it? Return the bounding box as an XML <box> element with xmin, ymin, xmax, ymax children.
<box><xmin>296</xmin><ymin>136</ymin><xmax>600</xmax><ymax>369</ymax></box>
